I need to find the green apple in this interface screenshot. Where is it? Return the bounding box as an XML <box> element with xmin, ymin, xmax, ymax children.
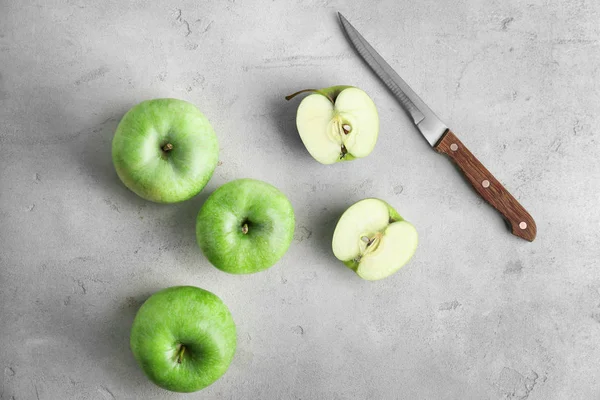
<box><xmin>112</xmin><ymin>98</ymin><xmax>218</xmax><ymax>203</ymax></box>
<box><xmin>130</xmin><ymin>286</ymin><xmax>236</xmax><ymax>393</ymax></box>
<box><xmin>286</xmin><ymin>85</ymin><xmax>379</xmax><ymax>164</ymax></box>
<box><xmin>332</xmin><ymin>198</ymin><xmax>418</xmax><ymax>281</ymax></box>
<box><xmin>196</xmin><ymin>178</ymin><xmax>295</xmax><ymax>274</ymax></box>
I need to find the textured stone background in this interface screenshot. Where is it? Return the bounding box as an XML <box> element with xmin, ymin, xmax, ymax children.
<box><xmin>1</xmin><ymin>1</ymin><xmax>599</xmax><ymax>399</ymax></box>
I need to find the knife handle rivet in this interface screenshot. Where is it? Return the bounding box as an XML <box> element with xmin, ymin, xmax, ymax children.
<box><xmin>482</xmin><ymin>180</ymin><xmax>490</xmax><ymax>188</ymax></box>
<box><xmin>450</xmin><ymin>143</ymin><xmax>458</xmax><ymax>151</ymax></box>
<box><xmin>519</xmin><ymin>221</ymin><xmax>528</xmax><ymax>230</ymax></box>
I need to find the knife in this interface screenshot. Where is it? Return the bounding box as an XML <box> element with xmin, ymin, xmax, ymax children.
<box><xmin>338</xmin><ymin>13</ymin><xmax>536</xmax><ymax>242</ymax></box>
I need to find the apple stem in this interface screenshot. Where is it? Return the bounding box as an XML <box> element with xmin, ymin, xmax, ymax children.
<box><xmin>340</xmin><ymin>145</ymin><xmax>348</xmax><ymax>159</ymax></box>
<box><xmin>177</xmin><ymin>344</ymin><xmax>186</xmax><ymax>364</ymax></box>
<box><xmin>285</xmin><ymin>89</ymin><xmax>334</xmax><ymax>103</ymax></box>
<box><xmin>162</xmin><ymin>143</ymin><xmax>174</xmax><ymax>152</ymax></box>
<box><xmin>242</xmin><ymin>223</ymin><xmax>249</xmax><ymax>234</ymax></box>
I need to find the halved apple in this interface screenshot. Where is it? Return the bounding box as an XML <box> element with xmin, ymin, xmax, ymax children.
<box><xmin>286</xmin><ymin>86</ymin><xmax>379</xmax><ymax>164</ymax></box>
<box><xmin>332</xmin><ymin>198</ymin><xmax>418</xmax><ymax>281</ymax></box>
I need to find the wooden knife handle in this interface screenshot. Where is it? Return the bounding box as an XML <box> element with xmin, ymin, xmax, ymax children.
<box><xmin>435</xmin><ymin>129</ymin><xmax>536</xmax><ymax>241</ymax></box>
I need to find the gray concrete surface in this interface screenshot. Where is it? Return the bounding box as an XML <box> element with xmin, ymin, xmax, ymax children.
<box><xmin>1</xmin><ymin>0</ymin><xmax>599</xmax><ymax>399</ymax></box>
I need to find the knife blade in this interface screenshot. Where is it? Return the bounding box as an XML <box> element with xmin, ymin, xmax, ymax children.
<box><xmin>338</xmin><ymin>13</ymin><xmax>536</xmax><ymax>242</ymax></box>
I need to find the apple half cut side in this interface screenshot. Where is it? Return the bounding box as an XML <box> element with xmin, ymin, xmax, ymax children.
<box><xmin>332</xmin><ymin>198</ymin><xmax>418</xmax><ymax>281</ymax></box>
<box><xmin>286</xmin><ymin>86</ymin><xmax>379</xmax><ymax>164</ymax></box>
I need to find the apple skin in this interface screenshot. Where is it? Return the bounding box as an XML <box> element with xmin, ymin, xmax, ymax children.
<box><xmin>112</xmin><ymin>98</ymin><xmax>219</xmax><ymax>203</ymax></box>
<box><xmin>196</xmin><ymin>179</ymin><xmax>295</xmax><ymax>274</ymax></box>
<box><xmin>130</xmin><ymin>286</ymin><xmax>236</xmax><ymax>393</ymax></box>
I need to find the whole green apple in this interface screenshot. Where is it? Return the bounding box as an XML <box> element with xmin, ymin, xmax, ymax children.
<box><xmin>196</xmin><ymin>178</ymin><xmax>295</xmax><ymax>274</ymax></box>
<box><xmin>332</xmin><ymin>198</ymin><xmax>418</xmax><ymax>281</ymax></box>
<box><xmin>112</xmin><ymin>98</ymin><xmax>219</xmax><ymax>203</ymax></box>
<box><xmin>286</xmin><ymin>85</ymin><xmax>379</xmax><ymax>164</ymax></box>
<box><xmin>130</xmin><ymin>286</ymin><xmax>236</xmax><ymax>393</ymax></box>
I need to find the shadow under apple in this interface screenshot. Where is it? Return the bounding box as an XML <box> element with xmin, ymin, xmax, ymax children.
<box><xmin>306</xmin><ymin>206</ymin><xmax>347</xmax><ymax>269</ymax></box>
<box><xmin>72</xmin><ymin>107</ymin><xmax>151</xmax><ymax>211</ymax></box>
<box><xmin>94</xmin><ymin>292</ymin><xmax>156</xmax><ymax>387</ymax></box>
<box><xmin>269</xmin><ymin>94</ymin><xmax>312</xmax><ymax>160</ymax></box>
<box><xmin>50</xmin><ymin>289</ymin><xmax>160</xmax><ymax>391</ymax></box>
<box><xmin>159</xmin><ymin>187</ymin><xmax>216</xmax><ymax>273</ymax></box>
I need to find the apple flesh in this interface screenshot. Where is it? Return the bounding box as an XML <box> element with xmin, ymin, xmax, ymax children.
<box><xmin>286</xmin><ymin>86</ymin><xmax>379</xmax><ymax>164</ymax></box>
<box><xmin>196</xmin><ymin>178</ymin><xmax>295</xmax><ymax>274</ymax></box>
<box><xmin>332</xmin><ymin>198</ymin><xmax>418</xmax><ymax>280</ymax></box>
<box><xmin>130</xmin><ymin>286</ymin><xmax>236</xmax><ymax>393</ymax></box>
<box><xmin>112</xmin><ymin>98</ymin><xmax>219</xmax><ymax>203</ymax></box>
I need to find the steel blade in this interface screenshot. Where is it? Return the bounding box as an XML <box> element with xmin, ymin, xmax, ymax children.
<box><xmin>338</xmin><ymin>12</ymin><xmax>447</xmax><ymax>146</ymax></box>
